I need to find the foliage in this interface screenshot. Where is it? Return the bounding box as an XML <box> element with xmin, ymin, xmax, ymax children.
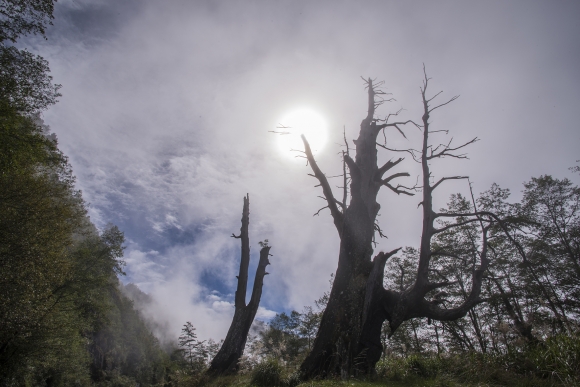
<box><xmin>254</xmin><ymin>300</ymin><xmax>326</xmax><ymax>368</ymax></box>
<box><xmin>258</xmin><ymin>239</ymin><xmax>269</xmax><ymax>248</ymax></box>
<box><xmin>0</xmin><ymin>2</ymin><xmax>172</xmax><ymax>385</ymax></box>
<box><xmin>0</xmin><ymin>0</ymin><xmax>56</xmax><ymax>43</ymax></box>
<box><xmin>0</xmin><ymin>86</ymin><xmax>166</xmax><ymax>387</ymax></box>
<box><xmin>250</xmin><ymin>358</ymin><xmax>285</xmax><ymax>387</ymax></box>
<box><xmin>1</xmin><ymin>0</ymin><xmax>60</xmax><ymax>114</ymax></box>
<box><xmin>0</xmin><ymin>104</ymin><xmax>88</xmax><ymax>382</ymax></box>
<box><xmin>88</xmin><ymin>281</ymin><xmax>169</xmax><ymax>386</ymax></box>
<box><xmin>178</xmin><ymin>321</ymin><xmax>208</xmax><ymax>374</ymax></box>
<box><xmin>0</xmin><ymin>45</ymin><xmax>61</xmax><ymax>113</ymax></box>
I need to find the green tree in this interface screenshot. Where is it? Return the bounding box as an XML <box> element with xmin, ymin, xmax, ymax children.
<box><xmin>88</xmin><ymin>281</ymin><xmax>168</xmax><ymax>385</ymax></box>
<box><xmin>0</xmin><ymin>105</ymin><xmax>88</xmax><ymax>381</ymax></box>
<box><xmin>0</xmin><ymin>45</ymin><xmax>61</xmax><ymax>112</ymax></box>
<box><xmin>0</xmin><ymin>0</ymin><xmax>56</xmax><ymax>43</ymax></box>
<box><xmin>0</xmin><ymin>0</ymin><xmax>60</xmax><ymax>114</ymax></box>
<box><xmin>178</xmin><ymin>321</ymin><xmax>207</xmax><ymax>373</ymax></box>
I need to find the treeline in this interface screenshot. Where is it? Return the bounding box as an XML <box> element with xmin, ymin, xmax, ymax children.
<box><xmin>2</xmin><ymin>2</ymin><xmax>579</xmax><ymax>386</ymax></box>
<box><xmin>384</xmin><ymin>177</ymin><xmax>580</xmax><ymax>358</ymax></box>
<box><xmin>238</xmin><ymin>175</ymin><xmax>579</xmax><ymax>384</ymax></box>
<box><xmin>0</xmin><ymin>1</ymin><xmax>171</xmax><ymax>385</ymax></box>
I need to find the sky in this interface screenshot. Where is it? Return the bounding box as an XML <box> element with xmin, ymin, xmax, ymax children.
<box><xmin>24</xmin><ymin>0</ymin><xmax>580</xmax><ymax>342</ymax></box>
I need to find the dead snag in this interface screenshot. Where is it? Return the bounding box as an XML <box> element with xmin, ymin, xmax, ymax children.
<box><xmin>300</xmin><ymin>72</ymin><xmax>515</xmax><ymax>379</ymax></box>
<box><xmin>299</xmin><ymin>78</ymin><xmax>416</xmax><ymax>379</ymax></box>
<box><xmin>358</xmin><ymin>69</ymin><xmax>501</xmax><ymax>374</ymax></box>
<box><xmin>207</xmin><ymin>195</ymin><xmax>271</xmax><ymax>375</ymax></box>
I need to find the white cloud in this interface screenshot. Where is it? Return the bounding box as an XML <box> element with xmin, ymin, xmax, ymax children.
<box><xmin>33</xmin><ymin>0</ymin><xmax>580</xmax><ymax>342</ymax></box>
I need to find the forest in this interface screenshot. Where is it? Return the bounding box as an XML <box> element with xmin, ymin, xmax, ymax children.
<box><xmin>1</xmin><ymin>1</ymin><xmax>579</xmax><ymax>386</ymax></box>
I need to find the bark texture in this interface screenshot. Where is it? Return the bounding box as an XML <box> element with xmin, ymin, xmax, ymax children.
<box><xmin>207</xmin><ymin>195</ymin><xmax>271</xmax><ymax>375</ymax></box>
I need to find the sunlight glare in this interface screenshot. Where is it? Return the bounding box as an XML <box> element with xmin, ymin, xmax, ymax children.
<box><xmin>276</xmin><ymin>109</ymin><xmax>328</xmax><ymax>159</ymax></box>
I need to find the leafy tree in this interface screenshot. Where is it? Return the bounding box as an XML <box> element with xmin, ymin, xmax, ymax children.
<box><xmin>520</xmin><ymin>175</ymin><xmax>580</xmax><ymax>331</ymax></box>
<box><xmin>0</xmin><ymin>45</ymin><xmax>61</xmax><ymax>112</ymax></box>
<box><xmin>258</xmin><ymin>311</ymin><xmax>305</xmax><ymax>364</ymax></box>
<box><xmin>0</xmin><ymin>105</ymin><xmax>87</xmax><ymax>381</ymax></box>
<box><xmin>0</xmin><ymin>0</ymin><xmax>56</xmax><ymax>43</ymax></box>
<box><xmin>1</xmin><ymin>0</ymin><xmax>60</xmax><ymax>114</ymax></box>
<box><xmin>0</xmin><ymin>2</ymin><xmax>169</xmax><ymax>384</ymax></box>
<box><xmin>178</xmin><ymin>321</ymin><xmax>207</xmax><ymax>374</ymax></box>
<box><xmin>0</xmin><ymin>104</ymin><xmax>167</xmax><ymax>384</ymax></box>
<box><xmin>88</xmin><ymin>281</ymin><xmax>168</xmax><ymax>385</ymax></box>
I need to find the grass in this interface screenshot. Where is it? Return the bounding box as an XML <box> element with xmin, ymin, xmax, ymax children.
<box><xmin>199</xmin><ymin>364</ymin><xmax>557</xmax><ymax>387</ymax></box>
<box><xmin>193</xmin><ymin>334</ymin><xmax>580</xmax><ymax>387</ymax></box>
<box><xmin>202</xmin><ymin>375</ymin><xmax>552</xmax><ymax>387</ymax></box>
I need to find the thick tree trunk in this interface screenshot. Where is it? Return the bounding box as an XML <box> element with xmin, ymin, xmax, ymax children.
<box><xmin>300</xmin><ymin>80</ymin><xmax>410</xmax><ymax>378</ymax></box>
<box><xmin>356</xmin><ymin>72</ymin><xmax>494</xmax><ymax>373</ymax></box>
<box><xmin>300</xmin><ymin>73</ymin><xmax>500</xmax><ymax>378</ymax></box>
<box><xmin>207</xmin><ymin>195</ymin><xmax>271</xmax><ymax>375</ymax></box>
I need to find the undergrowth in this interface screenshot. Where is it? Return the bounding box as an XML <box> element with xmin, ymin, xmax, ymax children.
<box><xmin>182</xmin><ymin>333</ymin><xmax>580</xmax><ymax>386</ymax></box>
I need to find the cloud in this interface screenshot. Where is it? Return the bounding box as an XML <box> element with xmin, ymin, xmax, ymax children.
<box><xmin>30</xmin><ymin>0</ymin><xmax>580</xmax><ymax>341</ymax></box>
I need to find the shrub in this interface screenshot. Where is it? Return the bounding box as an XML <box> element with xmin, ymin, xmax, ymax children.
<box><xmin>501</xmin><ymin>333</ymin><xmax>580</xmax><ymax>384</ymax></box>
<box><xmin>376</xmin><ymin>354</ymin><xmax>442</xmax><ymax>380</ymax></box>
<box><xmin>251</xmin><ymin>358</ymin><xmax>284</xmax><ymax>387</ymax></box>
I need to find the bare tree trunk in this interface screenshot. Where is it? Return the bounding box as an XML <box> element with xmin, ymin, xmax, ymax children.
<box><xmin>299</xmin><ymin>72</ymin><xmax>516</xmax><ymax>379</ymax></box>
<box><xmin>299</xmin><ymin>79</ymin><xmax>413</xmax><ymax>379</ymax></box>
<box><xmin>207</xmin><ymin>195</ymin><xmax>271</xmax><ymax>375</ymax></box>
<box><xmin>357</xmin><ymin>70</ymin><xmax>490</xmax><ymax>373</ymax></box>
<box><xmin>434</xmin><ymin>323</ymin><xmax>441</xmax><ymax>356</ymax></box>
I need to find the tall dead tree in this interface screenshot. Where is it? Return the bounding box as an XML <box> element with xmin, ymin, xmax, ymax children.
<box><xmin>299</xmin><ymin>78</ymin><xmax>416</xmax><ymax>378</ymax></box>
<box><xmin>359</xmin><ymin>70</ymin><xmax>492</xmax><ymax>373</ymax></box>
<box><xmin>300</xmin><ymin>71</ymin><xmax>516</xmax><ymax>378</ymax></box>
<box><xmin>207</xmin><ymin>195</ymin><xmax>271</xmax><ymax>375</ymax></box>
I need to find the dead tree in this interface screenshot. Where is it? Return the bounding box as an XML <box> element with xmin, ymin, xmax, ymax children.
<box><xmin>359</xmin><ymin>70</ymin><xmax>508</xmax><ymax>373</ymax></box>
<box><xmin>300</xmin><ymin>71</ymin><xmax>517</xmax><ymax>378</ymax></box>
<box><xmin>299</xmin><ymin>78</ymin><xmax>416</xmax><ymax>378</ymax></box>
<box><xmin>207</xmin><ymin>195</ymin><xmax>271</xmax><ymax>375</ymax></box>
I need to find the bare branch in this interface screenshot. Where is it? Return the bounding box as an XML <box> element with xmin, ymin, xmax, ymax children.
<box><xmin>302</xmin><ymin>135</ymin><xmax>343</xmax><ymax>233</ymax></box>
<box><xmin>376</xmin><ymin>157</ymin><xmax>404</xmax><ymax>178</ymax></box>
<box><xmin>433</xmin><ymin>218</ymin><xmax>484</xmax><ymax>235</ymax></box>
<box><xmin>426</xmin><ymin>90</ymin><xmax>443</xmax><ymax>103</ymax></box>
<box><xmin>427</xmin><ymin>137</ymin><xmax>478</xmax><ymax>160</ymax></box>
<box><xmin>342</xmin><ymin>126</ymin><xmax>349</xmax><ymax>209</ymax></box>
<box><xmin>382</xmin><ymin>172</ymin><xmax>410</xmax><ymax>185</ymax></box>
<box><xmin>383</xmin><ymin>181</ymin><xmax>415</xmax><ymax>196</ymax></box>
<box><xmin>313</xmin><ymin>206</ymin><xmax>329</xmax><ymax>217</ymax></box>
<box><xmin>248</xmin><ymin>246</ymin><xmax>272</xmax><ymax>309</ymax></box>
<box><xmin>377</xmin><ymin>143</ymin><xmax>422</xmax><ymax>163</ymax></box>
<box><xmin>431</xmin><ymin>176</ymin><xmax>469</xmax><ymax>191</ymax></box>
<box><xmin>374</xmin><ymin>222</ymin><xmax>387</xmax><ymax>239</ymax></box>
<box><xmin>343</xmin><ymin>153</ymin><xmax>360</xmax><ymax>182</ymax></box>
<box><xmin>424</xmin><ymin>280</ymin><xmax>458</xmax><ymax>292</ymax></box>
<box><xmin>429</xmin><ymin>95</ymin><xmax>459</xmax><ymax>113</ymax></box>
<box><xmin>434</xmin><ymin>210</ymin><xmax>528</xmax><ymax>262</ymax></box>
<box><xmin>235</xmin><ymin>195</ymin><xmax>251</xmax><ymax>309</ymax></box>
<box><xmin>431</xmin><ymin>249</ymin><xmax>469</xmax><ymax>262</ymax></box>
<box><xmin>375</xmin><ymin>120</ymin><xmax>419</xmax><ymax>138</ymax></box>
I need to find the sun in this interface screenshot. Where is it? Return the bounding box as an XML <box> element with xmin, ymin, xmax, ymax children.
<box><xmin>276</xmin><ymin>109</ymin><xmax>328</xmax><ymax>158</ymax></box>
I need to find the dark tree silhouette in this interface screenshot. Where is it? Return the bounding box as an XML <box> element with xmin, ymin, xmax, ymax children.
<box><xmin>207</xmin><ymin>195</ymin><xmax>271</xmax><ymax>375</ymax></box>
<box><xmin>300</xmin><ymin>71</ymin><xmax>513</xmax><ymax>378</ymax></box>
<box><xmin>298</xmin><ymin>77</ymin><xmax>416</xmax><ymax>378</ymax></box>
